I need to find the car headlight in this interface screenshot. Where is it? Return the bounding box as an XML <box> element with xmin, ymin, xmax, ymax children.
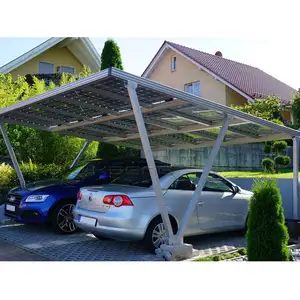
<box><xmin>25</xmin><ymin>195</ymin><xmax>49</xmax><ymax>203</ymax></box>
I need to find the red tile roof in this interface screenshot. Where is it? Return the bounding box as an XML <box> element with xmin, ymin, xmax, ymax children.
<box><xmin>162</xmin><ymin>41</ymin><xmax>297</xmax><ymax>105</ymax></box>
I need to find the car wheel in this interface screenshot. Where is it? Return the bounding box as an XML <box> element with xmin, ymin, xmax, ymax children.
<box><xmin>93</xmin><ymin>234</ymin><xmax>109</xmax><ymax>240</ymax></box>
<box><xmin>144</xmin><ymin>216</ymin><xmax>177</xmax><ymax>253</ymax></box>
<box><xmin>51</xmin><ymin>200</ymin><xmax>77</xmax><ymax>234</ymax></box>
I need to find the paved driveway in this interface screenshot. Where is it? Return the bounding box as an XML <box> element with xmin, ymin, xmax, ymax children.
<box><xmin>0</xmin><ymin>222</ymin><xmax>245</xmax><ymax>261</ymax></box>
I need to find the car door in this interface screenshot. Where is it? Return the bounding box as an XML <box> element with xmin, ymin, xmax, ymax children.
<box><xmin>196</xmin><ymin>173</ymin><xmax>244</xmax><ymax>232</ymax></box>
<box><xmin>165</xmin><ymin>173</ymin><xmax>201</xmax><ymax>236</ymax></box>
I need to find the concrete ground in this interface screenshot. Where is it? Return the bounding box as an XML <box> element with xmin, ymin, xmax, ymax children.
<box><xmin>0</xmin><ymin>239</ymin><xmax>49</xmax><ymax>261</ymax></box>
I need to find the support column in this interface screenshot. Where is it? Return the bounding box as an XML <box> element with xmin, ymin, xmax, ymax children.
<box><xmin>175</xmin><ymin>115</ymin><xmax>231</xmax><ymax>241</ymax></box>
<box><xmin>0</xmin><ymin>122</ymin><xmax>26</xmax><ymax>189</ymax></box>
<box><xmin>70</xmin><ymin>140</ymin><xmax>90</xmax><ymax>169</ymax></box>
<box><xmin>126</xmin><ymin>80</ymin><xmax>175</xmax><ymax>244</ymax></box>
<box><xmin>292</xmin><ymin>137</ymin><xmax>299</xmax><ymax>220</ymax></box>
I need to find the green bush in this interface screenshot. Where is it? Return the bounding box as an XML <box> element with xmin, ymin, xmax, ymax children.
<box><xmin>262</xmin><ymin>157</ymin><xmax>274</xmax><ymax>172</ymax></box>
<box><xmin>0</xmin><ymin>162</ymin><xmax>68</xmax><ymax>193</ymax></box>
<box><xmin>246</xmin><ymin>179</ymin><xmax>290</xmax><ymax>261</ymax></box>
<box><xmin>275</xmin><ymin>155</ymin><xmax>291</xmax><ymax>168</ymax></box>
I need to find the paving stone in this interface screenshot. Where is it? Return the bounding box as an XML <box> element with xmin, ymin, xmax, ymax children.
<box><xmin>0</xmin><ymin>222</ymin><xmax>246</xmax><ymax>261</ymax></box>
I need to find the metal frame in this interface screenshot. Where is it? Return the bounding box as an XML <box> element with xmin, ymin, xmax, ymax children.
<box><xmin>70</xmin><ymin>140</ymin><xmax>91</xmax><ymax>169</ymax></box>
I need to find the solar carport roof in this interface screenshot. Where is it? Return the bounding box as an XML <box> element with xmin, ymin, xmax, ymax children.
<box><xmin>0</xmin><ymin>67</ymin><xmax>299</xmax><ymax>150</ymax></box>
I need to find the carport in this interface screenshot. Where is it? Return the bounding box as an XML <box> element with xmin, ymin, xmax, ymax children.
<box><xmin>1</xmin><ymin>67</ymin><xmax>300</xmax><ymax>260</ymax></box>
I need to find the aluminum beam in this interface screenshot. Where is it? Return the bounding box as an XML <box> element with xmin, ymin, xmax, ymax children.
<box><xmin>293</xmin><ymin>137</ymin><xmax>299</xmax><ymax>219</ymax></box>
<box><xmin>0</xmin><ymin>122</ymin><xmax>26</xmax><ymax>188</ymax></box>
<box><xmin>70</xmin><ymin>140</ymin><xmax>91</xmax><ymax>169</ymax></box>
<box><xmin>126</xmin><ymin>80</ymin><xmax>175</xmax><ymax>244</ymax></box>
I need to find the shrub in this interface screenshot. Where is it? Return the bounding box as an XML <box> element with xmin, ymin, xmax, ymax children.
<box><xmin>275</xmin><ymin>155</ymin><xmax>291</xmax><ymax>168</ymax></box>
<box><xmin>246</xmin><ymin>179</ymin><xmax>290</xmax><ymax>261</ymax></box>
<box><xmin>262</xmin><ymin>157</ymin><xmax>274</xmax><ymax>172</ymax></box>
<box><xmin>0</xmin><ymin>163</ymin><xmax>14</xmax><ymax>190</ymax></box>
<box><xmin>272</xmin><ymin>141</ymin><xmax>288</xmax><ymax>156</ymax></box>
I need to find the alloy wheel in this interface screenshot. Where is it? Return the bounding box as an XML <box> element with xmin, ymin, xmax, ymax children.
<box><xmin>57</xmin><ymin>204</ymin><xmax>76</xmax><ymax>233</ymax></box>
<box><xmin>151</xmin><ymin>222</ymin><xmax>168</xmax><ymax>249</ymax></box>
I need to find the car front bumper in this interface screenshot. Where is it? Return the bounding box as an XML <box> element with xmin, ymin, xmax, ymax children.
<box><xmin>4</xmin><ymin>201</ymin><xmax>52</xmax><ymax>223</ymax></box>
<box><xmin>73</xmin><ymin>206</ymin><xmax>148</xmax><ymax>241</ymax></box>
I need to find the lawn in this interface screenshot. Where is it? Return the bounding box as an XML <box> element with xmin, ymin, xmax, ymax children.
<box><xmin>219</xmin><ymin>168</ymin><xmax>297</xmax><ymax>178</ymax></box>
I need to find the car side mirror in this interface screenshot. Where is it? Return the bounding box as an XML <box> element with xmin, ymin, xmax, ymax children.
<box><xmin>233</xmin><ymin>186</ymin><xmax>240</xmax><ymax>194</ymax></box>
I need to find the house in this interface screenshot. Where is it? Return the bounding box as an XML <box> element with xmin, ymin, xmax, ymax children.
<box><xmin>142</xmin><ymin>41</ymin><xmax>298</xmax><ymax>123</ymax></box>
<box><xmin>0</xmin><ymin>37</ymin><xmax>101</xmax><ymax>79</ymax></box>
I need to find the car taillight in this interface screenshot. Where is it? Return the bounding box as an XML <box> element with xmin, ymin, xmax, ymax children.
<box><xmin>77</xmin><ymin>191</ymin><xmax>82</xmax><ymax>201</ymax></box>
<box><xmin>103</xmin><ymin>195</ymin><xmax>133</xmax><ymax>207</ymax></box>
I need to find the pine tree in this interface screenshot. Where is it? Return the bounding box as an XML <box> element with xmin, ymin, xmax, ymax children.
<box><xmin>100</xmin><ymin>39</ymin><xmax>124</xmax><ymax>70</ymax></box>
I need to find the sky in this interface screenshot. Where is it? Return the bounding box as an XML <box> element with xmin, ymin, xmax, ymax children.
<box><xmin>0</xmin><ymin>37</ymin><xmax>299</xmax><ymax>90</ymax></box>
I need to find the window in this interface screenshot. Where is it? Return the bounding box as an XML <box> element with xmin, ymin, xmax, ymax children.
<box><xmin>169</xmin><ymin>173</ymin><xmax>200</xmax><ymax>191</ymax></box>
<box><xmin>171</xmin><ymin>55</ymin><xmax>177</xmax><ymax>71</ymax></box>
<box><xmin>169</xmin><ymin>172</ymin><xmax>233</xmax><ymax>192</ymax></box>
<box><xmin>203</xmin><ymin>175</ymin><xmax>233</xmax><ymax>193</ymax></box>
<box><xmin>184</xmin><ymin>81</ymin><xmax>200</xmax><ymax>96</ymax></box>
<box><xmin>39</xmin><ymin>62</ymin><xmax>54</xmax><ymax>74</ymax></box>
<box><xmin>60</xmin><ymin>66</ymin><xmax>75</xmax><ymax>74</ymax></box>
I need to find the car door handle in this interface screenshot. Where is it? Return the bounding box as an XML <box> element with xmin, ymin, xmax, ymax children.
<box><xmin>198</xmin><ymin>201</ymin><xmax>206</xmax><ymax>205</ymax></box>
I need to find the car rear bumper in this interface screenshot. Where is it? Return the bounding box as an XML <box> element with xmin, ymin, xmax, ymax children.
<box><xmin>73</xmin><ymin>206</ymin><xmax>147</xmax><ymax>241</ymax></box>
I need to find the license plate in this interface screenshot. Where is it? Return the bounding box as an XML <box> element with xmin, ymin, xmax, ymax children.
<box><xmin>6</xmin><ymin>204</ymin><xmax>16</xmax><ymax>212</ymax></box>
<box><xmin>80</xmin><ymin>216</ymin><xmax>96</xmax><ymax>226</ymax></box>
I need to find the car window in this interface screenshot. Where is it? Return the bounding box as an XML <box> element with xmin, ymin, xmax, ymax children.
<box><xmin>204</xmin><ymin>175</ymin><xmax>233</xmax><ymax>192</ymax></box>
<box><xmin>169</xmin><ymin>172</ymin><xmax>233</xmax><ymax>193</ymax></box>
<box><xmin>169</xmin><ymin>173</ymin><xmax>200</xmax><ymax>191</ymax></box>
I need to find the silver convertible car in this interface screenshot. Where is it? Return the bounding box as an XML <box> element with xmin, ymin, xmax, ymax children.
<box><xmin>73</xmin><ymin>166</ymin><xmax>252</xmax><ymax>252</ymax></box>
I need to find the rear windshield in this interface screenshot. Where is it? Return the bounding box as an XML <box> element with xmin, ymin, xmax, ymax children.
<box><xmin>111</xmin><ymin>166</ymin><xmax>181</xmax><ymax>187</ymax></box>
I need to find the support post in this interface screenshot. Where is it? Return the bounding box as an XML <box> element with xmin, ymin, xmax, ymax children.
<box><xmin>0</xmin><ymin>122</ymin><xmax>26</xmax><ymax>189</ymax></box>
<box><xmin>292</xmin><ymin>137</ymin><xmax>299</xmax><ymax>220</ymax></box>
<box><xmin>126</xmin><ymin>80</ymin><xmax>175</xmax><ymax>243</ymax></box>
<box><xmin>175</xmin><ymin>115</ymin><xmax>231</xmax><ymax>241</ymax></box>
<box><xmin>70</xmin><ymin>140</ymin><xmax>90</xmax><ymax>169</ymax></box>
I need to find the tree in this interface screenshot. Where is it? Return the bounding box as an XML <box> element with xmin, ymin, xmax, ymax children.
<box><xmin>246</xmin><ymin>179</ymin><xmax>290</xmax><ymax>261</ymax></box>
<box><xmin>291</xmin><ymin>92</ymin><xmax>300</xmax><ymax>125</ymax></box>
<box><xmin>100</xmin><ymin>39</ymin><xmax>124</xmax><ymax>70</ymax></box>
<box><xmin>232</xmin><ymin>96</ymin><xmax>282</xmax><ymax>121</ymax></box>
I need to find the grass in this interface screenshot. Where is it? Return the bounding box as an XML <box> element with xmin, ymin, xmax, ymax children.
<box><xmin>219</xmin><ymin>168</ymin><xmax>297</xmax><ymax>178</ymax></box>
<box><xmin>195</xmin><ymin>248</ymin><xmax>247</xmax><ymax>261</ymax></box>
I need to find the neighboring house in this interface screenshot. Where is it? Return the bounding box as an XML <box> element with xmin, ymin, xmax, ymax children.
<box><xmin>0</xmin><ymin>37</ymin><xmax>101</xmax><ymax>79</ymax></box>
<box><xmin>142</xmin><ymin>41</ymin><xmax>298</xmax><ymax>124</ymax></box>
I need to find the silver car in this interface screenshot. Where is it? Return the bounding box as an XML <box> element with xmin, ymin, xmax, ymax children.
<box><xmin>73</xmin><ymin>166</ymin><xmax>252</xmax><ymax>252</ymax></box>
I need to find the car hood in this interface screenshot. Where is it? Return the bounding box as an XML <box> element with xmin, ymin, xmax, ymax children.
<box><xmin>240</xmin><ymin>188</ymin><xmax>253</xmax><ymax>196</ymax></box>
<box><xmin>9</xmin><ymin>179</ymin><xmax>78</xmax><ymax>195</ymax></box>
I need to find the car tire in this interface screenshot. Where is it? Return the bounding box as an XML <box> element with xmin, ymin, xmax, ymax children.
<box><xmin>51</xmin><ymin>200</ymin><xmax>78</xmax><ymax>234</ymax></box>
<box><xmin>143</xmin><ymin>215</ymin><xmax>177</xmax><ymax>253</ymax></box>
<box><xmin>93</xmin><ymin>234</ymin><xmax>110</xmax><ymax>241</ymax></box>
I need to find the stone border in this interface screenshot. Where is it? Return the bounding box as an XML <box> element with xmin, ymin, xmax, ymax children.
<box><xmin>187</xmin><ymin>243</ymin><xmax>300</xmax><ymax>262</ymax></box>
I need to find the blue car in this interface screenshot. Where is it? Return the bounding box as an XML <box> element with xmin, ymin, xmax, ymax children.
<box><xmin>4</xmin><ymin>158</ymin><xmax>169</xmax><ymax>234</ymax></box>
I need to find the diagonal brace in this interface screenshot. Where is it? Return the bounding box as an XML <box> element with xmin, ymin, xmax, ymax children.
<box><xmin>174</xmin><ymin>115</ymin><xmax>232</xmax><ymax>242</ymax></box>
<box><xmin>70</xmin><ymin>140</ymin><xmax>91</xmax><ymax>169</ymax></box>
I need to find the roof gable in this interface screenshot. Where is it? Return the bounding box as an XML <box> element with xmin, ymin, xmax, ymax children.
<box><xmin>0</xmin><ymin>37</ymin><xmax>101</xmax><ymax>74</ymax></box>
<box><xmin>143</xmin><ymin>41</ymin><xmax>297</xmax><ymax>105</ymax></box>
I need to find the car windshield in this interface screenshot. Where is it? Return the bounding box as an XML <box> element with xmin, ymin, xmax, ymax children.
<box><xmin>62</xmin><ymin>158</ymin><xmax>169</xmax><ymax>182</ymax></box>
<box><xmin>112</xmin><ymin>166</ymin><xmax>181</xmax><ymax>187</ymax></box>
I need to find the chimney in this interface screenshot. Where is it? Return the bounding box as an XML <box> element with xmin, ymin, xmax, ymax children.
<box><xmin>215</xmin><ymin>51</ymin><xmax>223</xmax><ymax>58</ymax></box>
